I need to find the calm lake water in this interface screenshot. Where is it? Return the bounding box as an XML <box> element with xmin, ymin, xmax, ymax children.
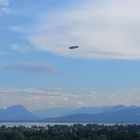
<box><xmin>0</xmin><ymin>122</ymin><xmax>84</xmax><ymax>127</ymax></box>
<box><xmin>0</xmin><ymin>122</ymin><xmax>130</xmax><ymax>127</ymax></box>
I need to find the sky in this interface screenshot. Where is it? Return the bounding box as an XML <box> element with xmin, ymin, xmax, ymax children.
<box><xmin>0</xmin><ymin>0</ymin><xmax>140</xmax><ymax>110</ymax></box>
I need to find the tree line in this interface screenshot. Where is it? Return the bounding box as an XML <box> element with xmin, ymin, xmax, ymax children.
<box><xmin>0</xmin><ymin>124</ymin><xmax>139</xmax><ymax>140</ymax></box>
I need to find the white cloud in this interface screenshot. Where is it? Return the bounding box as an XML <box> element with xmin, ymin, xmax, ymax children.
<box><xmin>29</xmin><ymin>0</ymin><xmax>140</xmax><ymax>60</ymax></box>
<box><xmin>0</xmin><ymin>88</ymin><xmax>86</xmax><ymax>109</ymax></box>
<box><xmin>9</xmin><ymin>26</ymin><xmax>27</xmax><ymax>33</ymax></box>
<box><xmin>0</xmin><ymin>87</ymin><xmax>139</xmax><ymax>110</ymax></box>
<box><xmin>11</xmin><ymin>44</ymin><xmax>33</xmax><ymax>52</ymax></box>
<box><xmin>0</xmin><ymin>0</ymin><xmax>12</xmax><ymax>14</ymax></box>
<box><xmin>0</xmin><ymin>0</ymin><xmax>10</xmax><ymax>6</ymax></box>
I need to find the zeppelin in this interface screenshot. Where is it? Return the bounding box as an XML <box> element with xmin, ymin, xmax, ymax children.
<box><xmin>69</xmin><ymin>46</ymin><xmax>79</xmax><ymax>49</ymax></box>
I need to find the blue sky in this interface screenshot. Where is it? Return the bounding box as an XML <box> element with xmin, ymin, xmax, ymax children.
<box><xmin>0</xmin><ymin>0</ymin><xmax>140</xmax><ymax>110</ymax></box>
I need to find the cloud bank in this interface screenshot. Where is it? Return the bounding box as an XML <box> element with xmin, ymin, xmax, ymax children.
<box><xmin>28</xmin><ymin>0</ymin><xmax>140</xmax><ymax>60</ymax></box>
<box><xmin>0</xmin><ymin>87</ymin><xmax>139</xmax><ymax>110</ymax></box>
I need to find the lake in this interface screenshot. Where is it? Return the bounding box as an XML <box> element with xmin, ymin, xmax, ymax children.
<box><xmin>0</xmin><ymin>122</ymin><xmax>75</xmax><ymax>127</ymax></box>
<box><xmin>0</xmin><ymin>122</ymin><xmax>129</xmax><ymax>127</ymax></box>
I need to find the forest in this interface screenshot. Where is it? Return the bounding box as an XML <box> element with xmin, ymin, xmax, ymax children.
<box><xmin>0</xmin><ymin>124</ymin><xmax>139</xmax><ymax>140</ymax></box>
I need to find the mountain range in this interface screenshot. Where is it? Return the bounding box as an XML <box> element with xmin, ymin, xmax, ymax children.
<box><xmin>47</xmin><ymin>106</ymin><xmax>140</xmax><ymax>123</ymax></box>
<box><xmin>0</xmin><ymin>105</ymin><xmax>39</xmax><ymax>121</ymax></box>
<box><xmin>33</xmin><ymin>105</ymin><xmax>128</xmax><ymax>118</ymax></box>
<box><xmin>0</xmin><ymin>105</ymin><xmax>140</xmax><ymax>123</ymax></box>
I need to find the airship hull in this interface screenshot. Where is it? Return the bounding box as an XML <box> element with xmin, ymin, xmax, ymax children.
<box><xmin>69</xmin><ymin>46</ymin><xmax>79</xmax><ymax>49</ymax></box>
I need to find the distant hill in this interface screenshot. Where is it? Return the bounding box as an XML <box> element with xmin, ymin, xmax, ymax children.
<box><xmin>0</xmin><ymin>105</ymin><xmax>39</xmax><ymax>121</ymax></box>
<box><xmin>34</xmin><ymin>105</ymin><xmax>127</xmax><ymax>118</ymax></box>
<box><xmin>0</xmin><ymin>105</ymin><xmax>140</xmax><ymax>123</ymax></box>
<box><xmin>46</xmin><ymin>106</ymin><xmax>140</xmax><ymax>123</ymax></box>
